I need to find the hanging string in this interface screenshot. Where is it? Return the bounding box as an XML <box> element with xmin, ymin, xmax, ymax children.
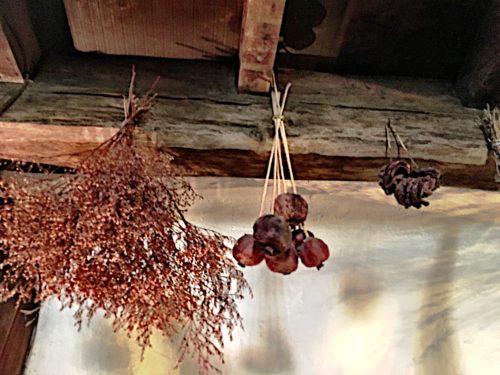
<box><xmin>259</xmin><ymin>73</ymin><xmax>297</xmax><ymax>216</ymax></box>
<box><xmin>386</xmin><ymin>120</ymin><xmax>419</xmax><ymax>169</ymax></box>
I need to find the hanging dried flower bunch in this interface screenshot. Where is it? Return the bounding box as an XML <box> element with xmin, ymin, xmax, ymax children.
<box><xmin>378</xmin><ymin>120</ymin><xmax>440</xmax><ymax>208</ymax></box>
<box><xmin>0</xmin><ymin>69</ymin><xmax>249</xmax><ymax>374</ymax></box>
<box><xmin>232</xmin><ymin>78</ymin><xmax>330</xmax><ymax>274</ymax></box>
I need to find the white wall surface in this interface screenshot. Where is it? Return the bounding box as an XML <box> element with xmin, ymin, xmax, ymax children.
<box><xmin>24</xmin><ymin>178</ymin><xmax>500</xmax><ymax>375</ymax></box>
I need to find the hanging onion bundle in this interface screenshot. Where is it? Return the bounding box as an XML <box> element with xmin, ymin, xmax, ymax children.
<box><xmin>232</xmin><ymin>78</ymin><xmax>330</xmax><ymax>274</ymax></box>
<box><xmin>0</xmin><ymin>70</ymin><xmax>249</xmax><ymax>374</ymax></box>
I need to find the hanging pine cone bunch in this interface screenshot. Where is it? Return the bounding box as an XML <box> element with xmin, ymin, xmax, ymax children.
<box><xmin>378</xmin><ymin>161</ymin><xmax>440</xmax><ymax>208</ymax></box>
<box><xmin>232</xmin><ymin>79</ymin><xmax>330</xmax><ymax>274</ymax></box>
<box><xmin>378</xmin><ymin>121</ymin><xmax>440</xmax><ymax>208</ymax></box>
<box><xmin>0</xmin><ymin>70</ymin><xmax>249</xmax><ymax>375</ymax></box>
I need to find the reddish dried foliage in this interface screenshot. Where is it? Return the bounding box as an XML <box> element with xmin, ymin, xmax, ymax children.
<box><xmin>0</xmin><ymin>74</ymin><xmax>249</xmax><ymax>374</ymax></box>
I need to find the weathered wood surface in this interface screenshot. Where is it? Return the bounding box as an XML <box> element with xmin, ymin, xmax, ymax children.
<box><xmin>0</xmin><ymin>54</ymin><xmax>494</xmax><ymax>189</ymax></box>
<box><xmin>238</xmin><ymin>0</ymin><xmax>286</xmax><ymax>92</ymax></box>
<box><xmin>63</xmin><ymin>0</ymin><xmax>242</xmax><ymax>60</ymax></box>
<box><xmin>456</xmin><ymin>0</ymin><xmax>500</xmax><ymax>108</ymax></box>
<box><xmin>0</xmin><ymin>24</ymin><xmax>22</xmax><ymax>83</ymax></box>
<box><xmin>0</xmin><ymin>300</ymin><xmax>36</xmax><ymax>375</ymax></box>
<box><xmin>0</xmin><ymin>0</ymin><xmax>40</xmax><ymax>82</ymax></box>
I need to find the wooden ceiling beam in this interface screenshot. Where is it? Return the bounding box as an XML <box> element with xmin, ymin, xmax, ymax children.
<box><xmin>238</xmin><ymin>0</ymin><xmax>286</xmax><ymax>93</ymax></box>
<box><xmin>0</xmin><ymin>54</ymin><xmax>495</xmax><ymax>190</ymax></box>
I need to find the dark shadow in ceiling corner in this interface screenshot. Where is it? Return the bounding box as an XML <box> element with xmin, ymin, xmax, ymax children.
<box><xmin>280</xmin><ymin>0</ymin><xmax>327</xmax><ymax>51</ymax></box>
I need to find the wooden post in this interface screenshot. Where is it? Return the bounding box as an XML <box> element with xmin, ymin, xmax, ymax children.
<box><xmin>456</xmin><ymin>0</ymin><xmax>500</xmax><ymax>108</ymax></box>
<box><xmin>238</xmin><ymin>0</ymin><xmax>286</xmax><ymax>93</ymax></box>
<box><xmin>0</xmin><ymin>0</ymin><xmax>40</xmax><ymax>83</ymax></box>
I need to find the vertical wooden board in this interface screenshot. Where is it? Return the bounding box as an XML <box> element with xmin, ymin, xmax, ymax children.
<box><xmin>238</xmin><ymin>0</ymin><xmax>286</xmax><ymax>92</ymax></box>
<box><xmin>0</xmin><ymin>0</ymin><xmax>40</xmax><ymax>81</ymax></box>
<box><xmin>0</xmin><ymin>25</ymin><xmax>23</xmax><ymax>83</ymax></box>
<box><xmin>63</xmin><ymin>0</ymin><xmax>243</xmax><ymax>60</ymax></box>
<box><xmin>0</xmin><ymin>301</ymin><xmax>18</xmax><ymax>350</ymax></box>
<box><xmin>0</xmin><ymin>302</ymin><xmax>36</xmax><ymax>375</ymax></box>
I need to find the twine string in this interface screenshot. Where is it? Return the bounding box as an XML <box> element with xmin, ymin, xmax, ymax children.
<box><xmin>259</xmin><ymin>74</ymin><xmax>297</xmax><ymax>216</ymax></box>
<box><xmin>386</xmin><ymin>120</ymin><xmax>418</xmax><ymax>169</ymax></box>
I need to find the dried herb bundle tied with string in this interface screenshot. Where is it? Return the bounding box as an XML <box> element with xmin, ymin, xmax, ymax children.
<box><xmin>0</xmin><ymin>70</ymin><xmax>249</xmax><ymax>374</ymax></box>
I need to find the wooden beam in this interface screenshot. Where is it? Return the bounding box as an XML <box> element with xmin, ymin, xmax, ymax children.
<box><xmin>238</xmin><ymin>0</ymin><xmax>286</xmax><ymax>92</ymax></box>
<box><xmin>0</xmin><ymin>25</ymin><xmax>22</xmax><ymax>83</ymax></box>
<box><xmin>0</xmin><ymin>0</ymin><xmax>40</xmax><ymax>83</ymax></box>
<box><xmin>456</xmin><ymin>0</ymin><xmax>500</xmax><ymax>108</ymax></box>
<box><xmin>0</xmin><ymin>300</ymin><xmax>37</xmax><ymax>375</ymax></box>
<box><xmin>0</xmin><ymin>54</ymin><xmax>494</xmax><ymax>190</ymax></box>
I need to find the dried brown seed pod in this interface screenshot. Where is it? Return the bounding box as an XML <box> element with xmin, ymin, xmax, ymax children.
<box><xmin>232</xmin><ymin>234</ymin><xmax>265</xmax><ymax>267</ymax></box>
<box><xmin>408</xmin><ymin>177</ymin><xmax>424</xmax><ymax>208</ymax></box>
<box><xmin>253</xmin><ymin>214</ymin><xmax>292</xmax><ymax>256</ymax></box>
<box><xmin>265</xmin><ymin>245</ymin><xmax>299</xmax><ymax>275</ymax></box>
<box><xmin>273</xmin><ymin>193</ymin><xmax>309</xmax><ymax>225</ymax></box>
<box><xmin>378</xmin><ymin>160</ymin><xmax>412</xmax><ymax>195</ymax></box>
<box><xmin>299</xmin><ymin>238</ymin><xmax>330</xmax><ymax>270</ymax></box>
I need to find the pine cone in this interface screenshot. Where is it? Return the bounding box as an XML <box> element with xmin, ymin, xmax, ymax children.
<box><xmin>379</xmin><ymin>161</ymin><xmax>440</xmax><ymax>208</ymax></box>
<box><xmin>378</xmin><ymin>160</ymin><xmax>411</xmax><ymax>195</ymax></box>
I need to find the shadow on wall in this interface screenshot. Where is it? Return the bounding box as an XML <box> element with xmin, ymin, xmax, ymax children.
<box><xmin>415</xmin><ymin>220</ymin><xmax>460</xmax><ymax>375</ymax></box>
<box><xmin>337</xmin><ymin>265</ymin><xmax>383</xmax><ymax>319</ymax></box>
<box><xmin>239</xmin><ymin>269</ymin><xmax>296</xmax><ymax>375</ymax></box>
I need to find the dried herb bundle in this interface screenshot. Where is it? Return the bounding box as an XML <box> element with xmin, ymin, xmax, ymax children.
<box><xmin>0</xmin><ymin>70</ymin><xmax>249</xmax><ymax>374</ymax></box>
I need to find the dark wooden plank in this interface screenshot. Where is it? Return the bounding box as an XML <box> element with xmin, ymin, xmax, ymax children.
<box><xmin>0</xmin><ymin>301</ymin><xmax>18</xmax><ymax>352</ymax></box>
<box><xmin>0</xmin><ymin>301</ymin><xmax>36</xmax><ymax>375</ymax></box>
<box><xmin>0</xmin><ymin>22</ymin><xmax>23</xmax><ymax>83</ymax></box>
<box><xmin>0</xmin><ymin>0</ymin><xmax>40</xmax><ymax>82</ymax></box>
<box><xmin>456</xmin><ymin>0</ymin><xmax>500</xmax><ymax>108</ymax></box>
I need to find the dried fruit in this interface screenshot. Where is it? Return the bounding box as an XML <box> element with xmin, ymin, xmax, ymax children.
<box><xmin>299</xmin><ymin>238</ymin><xmax>330</xmax><ymax>270</ymax></box>
<box><xmin>253</xmin><ymin>214</ymin><xmax>292</xmax><ymax>256</ymax></box>
<box><xmin>273</xmin><ymin>193</ymin><xmax>308</xmax><ymax>225</ymax></box>
<box><xmin>265</xmin><ymin>246</ymin><xmax>299</xmax><ymax>275</ymax></box>
<box><xmin>236</xmin><ymin>79</ymin><xmax>330</xmax><ymax>274</ymax></box>
<box><xmin>232</xmin><ymin>234</ymin><xmax>265</xmax><ymax>267</ymax></box>
<box><xmin>292</xmin><ymin>228</ymin><xmax>306</xmax><ymax>248</ymax></box>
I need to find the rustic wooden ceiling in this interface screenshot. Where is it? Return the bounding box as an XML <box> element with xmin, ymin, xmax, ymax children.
<box><xmin>280</xmin><ymin>0</ymin><xmax>491</xmax><ymax>79</ymax></box>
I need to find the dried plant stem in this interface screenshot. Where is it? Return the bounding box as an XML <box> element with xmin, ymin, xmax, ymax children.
<box><xmin>385</xmin><ymin>120</ymin><xmax>419</xmax><ymax>169</ymax></box>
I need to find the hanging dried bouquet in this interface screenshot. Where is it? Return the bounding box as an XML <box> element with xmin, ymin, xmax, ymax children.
<box><xmin>0</xmin><ymin>69</ymin><xmax>249</xmax><ymax>374</ymax></box>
